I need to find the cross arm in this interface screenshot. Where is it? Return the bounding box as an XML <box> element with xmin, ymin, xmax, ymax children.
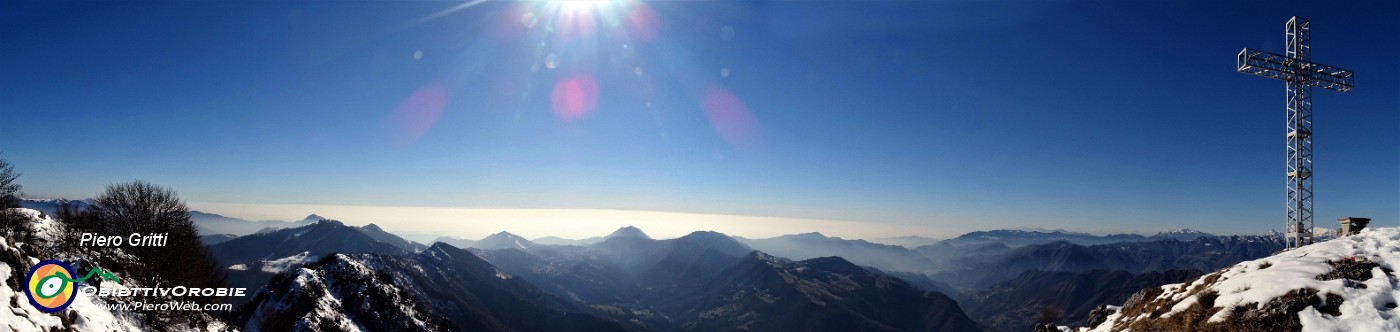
<box><xmin>1237</xmin><ymin>48</ymin><xmax>1355</xmax><ymax>92</ymax></box>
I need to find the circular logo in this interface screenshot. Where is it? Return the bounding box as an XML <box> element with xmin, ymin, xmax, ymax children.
<box><xmin>25</xmin><ymin>260</ymin><xmax>77</xmax><ymax>313</ymax></box>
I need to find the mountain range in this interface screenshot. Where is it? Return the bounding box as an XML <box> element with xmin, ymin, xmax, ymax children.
<box><xmin>934</xmin><ymin>229</ymin><xmax>1217</xmax><ymax>248</ymax></box>
<box><xmin>470</xmin><ymin>227</ymin><xmax>984</xmax><ymax>331</ymax></box>
<box><xmin>188</xmin><ymin>213</ymin><xmax>1289</xmax><ymax>331</ymax></box>
<box><xmin>3</xmin><ymin>200</ymin><xmax>1324</xmax><ymax>331</ymax></box>
<box><xmin>208</xmin><ymin>219</ymin><xmax>428</xmax><ymax>305</ymax></box>
<box><xmin>869</xmin><ymin>235</ymin><xmax>941</xmax><ymax>248</ymax></box>
<box><xmin>930</xmin><ymin>235</ymin><xmax>1284</xmax><ymax>291</ymax></box>
<box><xmin>222</xmin><ymin>223</ymin><xmax>986</xmax><ymax>331</ymax></box>
<box><xmin>738</xmin><ymin>232</ymin><xmax>942</xmax><ymax>275</ymax></box>
<box><xmin>234</xmin><ymin>244</ymin><xmax>629</xmax><ymax>331</ymax></box>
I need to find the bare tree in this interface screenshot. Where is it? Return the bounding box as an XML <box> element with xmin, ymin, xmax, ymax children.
<box><xmin>88</xmin><ymin>181</ymin><xmax>226</xmax><ymax>300</ymax></box>
<box><xmin>1036</xmin><ymin>304</ymin><xmax>1063</xmax><ymax>326</ymax></box>
<box><xmin>91</xmin><ymin>181</ymin><xmax>192</xmax><ymax>235</ymax></box>
<box><xmin>0</xmin><ymin>156</ymin><xmax>23</xmax><ymax>234</ymax></box>
<box><xmin>0</xmin><ymin>155</ymin><xmax>20</xmax><ymax>209</ymax></box>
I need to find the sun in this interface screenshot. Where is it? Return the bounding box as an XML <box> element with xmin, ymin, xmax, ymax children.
<box><xmin>556</xmin><ymin>0</ymin><xmax>612</xmax><ymax>13</ymax></box>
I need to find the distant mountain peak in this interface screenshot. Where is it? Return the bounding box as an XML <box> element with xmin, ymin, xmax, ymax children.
<box><xmin>19</xmin><ymin>197</ymin><xmax>95</xmax><ymax>204</ymax></box>
<box><xmin>301</xmin><ymin>214</ymin><xmax>327</xmax><ymax>223</ymax></box>
<box><xmin>475</xmin><ymin>231</ymin><xmax>535</xmax><ymax>250</ymax></box>
<box><xmin>426</xmin><ymin>240</ymin><xmax>454</xmax><ymax>250</ymax></box>
<box><xmin>675</xmin><ymin>231</ymin><xmax>753</xmax><ymax>257</ymax></box>
<box><xmin>531</xmin><ymin>235</ymin><xmax>602</xmax><ymax>246</ymax></box>
<box><xmin>1150</xmin><ymin>228</ymin><xmax>1216</xmax><ymax>241</ymax></box>
<box><xmin>681</xmin><ymin>230</ymin><xmax>723</xmax><ymax>238</ymax></box>
<box><xmin>314</xmin><ymin>218</ymin><xmax>342</xmax><ymax>225</ymax></box>
<box><xmin>17</xmin><ymin>197</ymin><xmax>96</xmax><ymax>217</ymax></box>
<box><xmin>431</xmin><ymin>236</ymin><xmax>476</xmax><ymax>250</ymax></box>
<box><xmin>424</xmin><ymin>241</ymin><xmax>462</xmax><ymax>257</ymax></box>
<box><xmin>1159</xmin><ymin>228</ymin><xmax>1208</xmax><ymax>234</ymax></box>
<box><xmin>980</xmin><ymin>229</ymin><xmax>1087</xmax><ymax>236</ymax></box>
<box><xmin>362</xmin><ymin>223</ymin><xmax>384</xmax><ymax>232</ymax></box>
<box><xmin>797</xmin><ymin>256</ymin><xmax>863</xmax><ymax>274</ymax></box>
<box><xmin>605</xmin><ymin>226</ymin><xmax>651</xmax><ymax>240</ymax></box>
<box><xmin>744</xmin><ymin>250</ymin><xmax>778</xmax><ymax>262</ymax></box>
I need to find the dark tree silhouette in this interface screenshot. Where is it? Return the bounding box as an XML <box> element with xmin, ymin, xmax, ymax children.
<box><xmin>83</xmin><ymin>181</ymin><xmax>229</xmax><ymax>328</ymax></box>
<box><xmin>88</xmin><ymin>181</ymin><xmax>227</xmax><ymax>299</ymax></box>
<box><xmin>1036</xmin><ymin>304</ymin><xmax>1063</xmax><ymax>326</ymax></box>
<box><xmin>0</xmin><ymin>156</ymin><xmax>20</xmax><ymax>209</ymax></box>
<box><xmin>0</xmin><ymin>156</ymin><xmax>23</xmax><ymax>233</ymax></box>
<box><xmin>91</xmin><ymin>181</ymin><xmax>190</xmax><ymax>235</ymax></box>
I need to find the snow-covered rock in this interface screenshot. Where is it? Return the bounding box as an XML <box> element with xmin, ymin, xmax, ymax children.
<box><xmin>1</xmin><ymin>209</ymin><xmax>144</xmax><ymax>331</ymax></box>
<box><xmin>2</xmin><ymin>208</ymin><xmax>232</xmax><ymax>331</ymax></box>
<box><xmin>260</xmin><ymin>251</ymin><xmax>317</xmax><ymax>273</ymax></box>
<box><xmin>238</xmin><ymin>254</ymin><xmax>440</xmax><ymax>332</ymax></box>
<box><xmin>1151</xmin><ymin>228</ymin><xmax>1216</xmax><ymax>241</ymax></box>
<box><xmin>1078</xmin><ymin>227</ymin><xmax>1400</xmax><ymax>332</ymax></box>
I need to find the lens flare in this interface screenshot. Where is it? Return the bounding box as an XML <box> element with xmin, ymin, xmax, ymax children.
<box><xmin>545</xmin><ymin>53</ymin><xmax>560</xmax><ymax>69</ymax></box>
<box><xmin>389</xmin><ymin>84</ymin><xmax>450</xmax><ymax>145</ymax></box>
<box><xmin>702</xmin><ymin>87</ymin><xmax>759</xmax><ymax>147</ymax></box>
<box><xmin>551</xmin><ymin>75</ymin><xmax>599</xmax><ymax>121</ymax></box>
<box><xmin>626</xmin><ymin>5</ymin><xmax>660</xmax><ymax>41</ymax></box>
<box><xmin>521</xmin><ymin>12</ymin><xmax>538</xmax><ymax>28</ymax></box>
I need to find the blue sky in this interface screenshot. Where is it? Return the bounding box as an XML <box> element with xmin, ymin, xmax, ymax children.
<box><xmin>1</xmin><ymin>0</ymin><xmax>1396</xmax><ymax>238</ymax></box>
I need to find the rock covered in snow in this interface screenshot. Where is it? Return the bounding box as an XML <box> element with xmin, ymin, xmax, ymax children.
<box><xmin>2</xmin><ymin>208</ymin><xmax>231</xmax><ymax>331</ymax></box>
<box><xmin>236</xmin><ymin>254</ymin><xmax>448</xmax><ymax>332</ymax></box>
<box><xmin>1077</xmin><ymin>227</ymin><xmax>1400</xmax><ymax>332</ymax></box>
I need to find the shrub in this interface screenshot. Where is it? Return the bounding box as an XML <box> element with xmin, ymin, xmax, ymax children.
<box><xmin>1315</xmin><ymin>256</ymin><xmax>1380</xmax><ymax>282</ymax></box>
<box><xmin>0</xmin><ymin>156</ymin><xmax>23</xmax><ymax>233</ymax></box>
<box><xmin>0</xmin><ymin>155</ymin><xmax>19</xmax><ymax>208</ymax></box>
<box><xmin>87</xmin><ymin>181</ymin><xmax>228</xmax><ymax>295</ymax></box>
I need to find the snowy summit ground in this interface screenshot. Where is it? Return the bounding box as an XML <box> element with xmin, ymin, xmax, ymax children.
<box><xmin>1079</xmin><ymin>227</ymin><xmax>1400</xmax><ymax>332</ymax></box>
<box><xmin>2</xmin><ymin>208</ymin><xmax>229</xmax><ymax>331</ymax></box>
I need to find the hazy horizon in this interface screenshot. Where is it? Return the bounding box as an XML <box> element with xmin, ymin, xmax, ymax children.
<box><xmin>185</xmin><ymin>201</ymin><xmax>1318</xmax><ymax>242</ymax></box>
<box><xmin>190</xmin><ymin>201</ymin><xmax>959</xmax><ymax>242</ymax></box>
<box><xmin>17</xmin><ymin>195</ymin><xmax>1339</xmax><ymax>242</ymax></box>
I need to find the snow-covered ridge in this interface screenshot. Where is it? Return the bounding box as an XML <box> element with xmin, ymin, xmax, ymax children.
<box><xmin>261</xmin><ymin>251</ymin><xmax>317</xmax><ymax>273</ymax></box>
<box><xmin>1</xmin><ymin>208</ymin><xmax>186</xmax><ymax>331</ymax></box>
<box><xmin>240</xmin><ymin>253</ymin><xmax>440</xmax><ymax>331</ymax></box>
<box><xmin>1079</xmin><ymin>227</ymin><xmax>1400</xmax><ymax>331</ymax></box>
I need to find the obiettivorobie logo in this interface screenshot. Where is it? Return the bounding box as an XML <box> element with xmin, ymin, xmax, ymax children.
<box><xmin>24</xmin><ymin>259</ymin><xmax>122</xmax><ymax>313</ymax></box>
<box><xmin>25</xmin><ymin>258</ymin><xmax>247</xmax><ymax>313</ymax></box>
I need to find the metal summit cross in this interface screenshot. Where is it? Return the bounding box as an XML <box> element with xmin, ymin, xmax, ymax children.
<box><xmin>1237</xmin><ymin>16</ymin><xmax>1355</xmax><ymax>250</ymax></box>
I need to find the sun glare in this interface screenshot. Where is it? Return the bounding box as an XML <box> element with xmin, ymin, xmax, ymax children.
<box><xmin>557</xmin><ymin>0</ymin><xmax>611</xmax><ymax>13</ymax></box>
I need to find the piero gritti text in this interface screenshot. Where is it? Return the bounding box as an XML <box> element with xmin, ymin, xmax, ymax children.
<box><xmin>79</xmin><ymin>233</ymin><xmax>170</xmax><ymax>247</ymax></box>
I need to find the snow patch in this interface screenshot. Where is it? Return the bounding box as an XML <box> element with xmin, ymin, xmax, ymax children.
<box><xmin>261</xmin><ymin>251</ymin><xmax>316</xmax><ymax>273</ymax></box>
<box><xmin>1</xmin><ymin>209</ymin><xmax>145</xmax><ymax>331</ymax></box>
<box><xmin>1083</xmin><ymin>227</ymin><xmax>1400</xmax><ymax>332</ymax></box>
